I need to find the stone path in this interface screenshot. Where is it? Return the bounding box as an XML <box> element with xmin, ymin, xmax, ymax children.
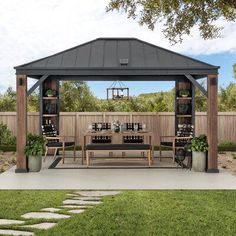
<box><xmin>0</xmin><ymin>229</ymin><xmax>34</xmax><ymax>236</ymax></box>
<box><xmin>0</xmin><ymin>219</ymin><xmax>25</xmax><ymax>225</ymax></box>
<box><xmin>0</xmin><ymin>190</ymin><xmax>121</xmax><ymax>235</ymax></box>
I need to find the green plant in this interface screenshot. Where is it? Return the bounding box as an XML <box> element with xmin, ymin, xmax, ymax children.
<box><xmin>188</xmin><ymin>134</ymin><xmax>208</xmax><ymax>152</ymax></box>
<box><xmin>24</xmin><ymin>133</ymin><xmax>46</xmax><ymax>157</ymax></box>
<box><xmin>0</xmin><ymin>122</ymin><xmax>16</xmax><ymax>146</ymax></box>
<box><xmin>179</xmin><ymin>89</ymin><xmax>190</xmax><ymax>97</ymax></box>
<box><xmin>232</xmin><ymin>153</ymin><xmax>236</xmax><ymax>159</ymax></box>
<box><xmin>218</xmin><ymin>141</ymin><xmax>236</xmax><ymax>152</ymax></box>
<box><xmin>45</xmin><ymin>89</ymin><xmax>55</xmax><ymax>97</ymax></box>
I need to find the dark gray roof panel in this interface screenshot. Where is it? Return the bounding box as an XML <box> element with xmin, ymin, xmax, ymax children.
<box><xmin>90</xmin><ymin>40</ymin><xmax>104</xmax><ymax>67</ymax></box>
<box><xmin>61</xmin><ymin>48</ymin><xmax>77</xmax><ymax>67</ymax></box>
<box><xmin>15</xmin><ymin>38</ymin><xmax>219</xmax><ymax>77</ymax></box>
<box><xmin>75</xmin><ymin>43</ymin><xmax>91</xmax><ymax>67</ymax></box>
<box><xmin>104</xmin><ymin>40</ymin><xmax>117</xmax><ymax>67</ymax></box>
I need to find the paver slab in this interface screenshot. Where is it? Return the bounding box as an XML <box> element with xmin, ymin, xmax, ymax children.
<box><xmin>68</xmin><ymin>209</ymin><xmax>85</xmax><ymax>214</ymax></box>
<box><xmin>0</xmin><ymin>219</ymin><xmax>25</xmax><ymax>225</ymax></box>
<box><xmin>21</xmin><ymin>223</ymin><xmax>57</xmax><ymax>230</ymax></box>
<box><xmin>66</xmin><ymin>193</ymin><xmax>79</xmax><ymax>197</ymax></box>
<box><xmin>76</xmin><ymin>191</ymin><xmax>121</xmax><ymax>197</ymax></box>
<box><xmin>21</xmin><ymin>212</ymin><xmax>70</xmax><ymax>220</ymax></box>
<box><xmin>72</xmin><ymin>197</ymin><xmax>101</xmax><ymax>201</ymax></box>
<box><xmin>63</xmin><ymin>199</ymin><xmax>101</xmax><ymax>205</ymax></box>
<box><xmin>61</xmin><ymin>205</ymin><xmax>92</xmax><ymax>209</ymax></box>
<box><xmin>0</xmin><ymin>229</ymin><xmax>34</xmax><ymax>236</ymax></box>
<box><xmin>40</xmin><ymin>208</ymin><xmax>61</xmax><ymax>213</ymax></box>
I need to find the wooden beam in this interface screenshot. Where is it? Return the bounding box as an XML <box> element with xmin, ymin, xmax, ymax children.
<box><xmin>207</xmin><ymin>75</ymin><xmax>219</xmax><ymax>173</ymax></box>
<box><xmin>27</xmin><ymin>75</ymin><xmax>49</xmax><ymax>96</ymax></box>
<box><xmin>185</xmin><ymin>74</ymin><xmax>207</xmax><ymax>97</ymax></box>
<box><xmin>16</xmin><ymin>75</ymin><xmax>28</xmax><ymax>173</ymax></box>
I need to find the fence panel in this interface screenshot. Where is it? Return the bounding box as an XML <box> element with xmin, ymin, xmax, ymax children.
<box><xmin>1</xmin><ymin>112</ymin><xmax>236</xmax><ymax>144</ymax></box>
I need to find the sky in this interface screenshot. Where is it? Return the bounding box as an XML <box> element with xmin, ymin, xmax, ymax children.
<box><xmin>0</xmin><ymin>0</ymin><xmax>236</xmax><ymax>99</ymax></box>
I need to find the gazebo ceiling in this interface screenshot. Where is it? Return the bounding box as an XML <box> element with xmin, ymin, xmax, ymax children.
<box><xmin>15</xmin><ymin>38</ymin><xmax>219</xmax><ymax>80</ymax></box>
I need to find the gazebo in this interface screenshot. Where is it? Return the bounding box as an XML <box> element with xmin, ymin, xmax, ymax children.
<box><xmin>14</xmin><ymin>38</ymin><xmax>219</xmax><ymax>173</ymax></box>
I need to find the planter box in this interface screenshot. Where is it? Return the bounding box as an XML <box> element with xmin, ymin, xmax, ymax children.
<box><xmin>28</xmin><ymin>156</ymin><xmax>42</xmax><ymax>172</ymax></box>
<box><xmin>192</xmin><ymin>151</ymin><xmax>206</xmax><ymax>172</ymax></box>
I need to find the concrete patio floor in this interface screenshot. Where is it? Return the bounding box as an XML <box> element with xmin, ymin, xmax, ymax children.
<box><xmin>0</xmin><ymin>152</ymin><xmax>236</xmax><ymax>189</ymax></box>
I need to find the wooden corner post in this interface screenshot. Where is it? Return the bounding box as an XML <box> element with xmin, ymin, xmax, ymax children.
<box><xmin>207</xmin><ymin>75</ymin><xmax>219</xmax><ymax>173</ymax></box>
<box><xmin>16</xmin><ymin>75</ymin><xmax>28</xmax><ymax>173</ymax></box>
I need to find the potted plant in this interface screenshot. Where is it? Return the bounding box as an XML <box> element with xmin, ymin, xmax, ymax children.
<box><xmin>188</xmin><ymin>134</ymin><xmax>208</xmax><ymax>172</ymax></box>
<box><xmin>179</xmin><ymin>89</ymin><xmax>190</xmax><ymax>97</ymax></box>
<box><xmin>24</xmin><ymin>133</ymin><xmax>46</xmax><ymax>172</ymax></box>
<box><xmin>45</xmin><ymin>89</ymin><xmax>55</xmax><ymax>97</ymax></box>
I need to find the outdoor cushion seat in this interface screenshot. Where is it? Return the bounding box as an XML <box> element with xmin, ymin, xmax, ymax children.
<box><xmin>86</xmin><ymin>144</ymin><xmax>151</xmax><ymax>150</ymax></box>
<box><xmin>160</xmin><ymin>141</ymin><xmax>187</xmax><ymax>147</ymax></box>
<box><xmin>47</xmin><ymin>141</ymin><xmax>75</xmax><ymax>148</ymax></box>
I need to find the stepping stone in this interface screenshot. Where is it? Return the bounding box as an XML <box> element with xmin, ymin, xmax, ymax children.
<box><xmin>61</xmin><ymin>205</ymin><xmax>92</xmax><ymax>209</ymax></box>
<box><xmin>21</xmin><ymin>212</ymin><xmax>70</xmax><ymax>220</ymax></box>
<box><xmin>21</xmin><ymin>222</ymin><xmax>57</xmax><ymax>230</ymax></box>
<box><xmin>63</xmin><ymin>200</ymin><xmax>101</xmax><ymax>205</ymax></box>
<box><xmin>76</xmin><ymin>191</ymin><xmax>121</xmax><ymax>197</ymax></box>
<box><xmin>68</xmin><ymin>209</ymin><xmax>85</xmax><ymax>214</ymax></box>
<box><xmin>66</xmin><ymin>193</ymin><xmax>79</xmax><ymax>197</ymax></box>
<box><xmin>72</xmin><ymin>197</ymin><xmax>101</xmax><ymax>201</ymax></box>
<box><xmin>0</xmin><ymin>219</ymin><xmax>25</xmax><ymax>225</ymax></box>
<box><xmin>0</xmin><ymin>229</ymin><xmax>34</xmax><ymax>236</ymax></box>
<box><xmin>40</xmin><ymin>208</ymin><xmax>61</xmax><ymax>213</ymax></box>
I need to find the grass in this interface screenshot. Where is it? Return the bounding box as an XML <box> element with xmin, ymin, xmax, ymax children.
<box><xmin>1</xmin><ymin>191</ymin><xmax>236</xmax><ymax>235</ymax></box>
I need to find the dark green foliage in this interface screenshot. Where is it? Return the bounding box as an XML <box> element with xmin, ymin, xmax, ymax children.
<box><xmin>24</xmin><ymin>133</ymin><xmax>46</xmax><ymax>157</ymax></box>
<box><xmin>107</xmin><ymin>0</ymin><xmax>236</xmax><ymax>44</ymax></box>
<box><xmin>1</xmin><ymin>78</ymin><xmax>236</xmax><ymax>112</ymax></box>
<box><xmin>0</xmin><ymin>122</ymin><xmax>16</xmax><ymax>146</ymax></box>
<box><xmin>188</xmin><ymin>134</ymin><xmax>209</xmax><ymax>152</ymax></box>
<box><xmin>218</xmin><ymin>141</ymin><xmax>236</xmax><ymax>151</ymax></box>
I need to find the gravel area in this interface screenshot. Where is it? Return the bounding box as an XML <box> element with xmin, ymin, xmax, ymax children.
<box><xmin>218</xmin><ymin>152</ymin><xmax>236</xmax><ymax>176</ymax></box>
<box><xmin>0</xmin><ymin>152</ymin><xmax>16</xmax><ymax>173</ymax></box>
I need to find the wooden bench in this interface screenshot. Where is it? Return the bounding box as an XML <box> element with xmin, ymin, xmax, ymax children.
<box><xmin>85</xmin><ymin>144</ymin><xmax>152</xmax><ymax>167</ymax></box>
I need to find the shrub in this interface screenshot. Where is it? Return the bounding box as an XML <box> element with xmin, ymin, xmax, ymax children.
<box><xmin>0</xmin><ymin>122</ymin><xmax>16</xmax><ymax>146</ymax></box>
<box><xmin>24</xmin><ymin>133</ymin><xmax>46</xmax><ymax>157</ymax></box>
<box><xmin>218</xmin><ymin>141</ymin><xmax>236</xmax><ymax>152</ymax></box>
<box><xmin>188</xmin><ymin>134</ymin><xmax>208</xmax><ymax>152</ymax></box>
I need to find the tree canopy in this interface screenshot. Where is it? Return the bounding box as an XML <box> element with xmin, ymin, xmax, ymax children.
<box><xmin>106</xmin><ymin>0</ymin><xmax>236</xmax><ymax>43</ymax></box>
<box><xmin>1</xmin><ymin>78</ymin><xmax>236</xmax><ymax>112</ymax></box>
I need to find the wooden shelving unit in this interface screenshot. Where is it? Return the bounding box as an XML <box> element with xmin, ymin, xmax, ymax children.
<box><xmin>40</xmin><ymin>78</ymin><xmax>60</xmax><ymax>133</ymax></box>
<box><xmin>174</xmin><ymin>79</ymin><xmax>195</xmax><ymax>162</ymax></box>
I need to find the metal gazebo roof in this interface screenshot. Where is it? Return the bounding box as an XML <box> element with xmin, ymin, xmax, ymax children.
<box><xmin>15</xmin><ymin>38</ymin><xmax>219</xmax><ymax>80</ymax></box>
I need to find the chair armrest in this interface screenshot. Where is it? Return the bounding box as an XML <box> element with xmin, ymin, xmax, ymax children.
<box><xmin>45</xmin><ymin>136</ymin><xmax>65</xmax><ymax>141</ymax></box>
<box><xmin>174</xmin><ymin>136</ymin><xmax>192</xmax><ymax>140</ymax></box>
<box><xmin>160</xmin><ymin>135</ymin><xmax>175</xmax><ymax>141</ymax></box>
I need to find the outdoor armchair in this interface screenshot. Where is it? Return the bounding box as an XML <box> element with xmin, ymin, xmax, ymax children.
<box><xmin>42</xmin><ymin>124</ymin><xmax>76</xmax><ymax>164</ymax></box>
<box><xmin>159</xmin><ymin>124</ymin><xmax>194</xmax><ymax>163</ymax></box>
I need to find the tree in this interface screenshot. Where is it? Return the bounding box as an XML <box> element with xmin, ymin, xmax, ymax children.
<box><xmin>106</xmin><ymin>0</ymin><xmax>236</xmax><ymax>43</ymax></box>
<box><xmin>60</xmin><ymin>81</ymin><xmax>99</xmax><ymax>112</ymax></box>
<box><xmin>0</xmin><ymin>87</ymin><xmax>16</xmax><ymax>111</ymax></box>
<box><xmin>233</xmin><ymin>63</ymin><xmax>236</xmax><ymax>79</ymax></box>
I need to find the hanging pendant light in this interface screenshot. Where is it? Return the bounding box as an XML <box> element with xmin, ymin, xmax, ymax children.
<box><xmin>106</xmin><ymin>81</ymin><xmax>129</xmax><ymax>100</ymax></box>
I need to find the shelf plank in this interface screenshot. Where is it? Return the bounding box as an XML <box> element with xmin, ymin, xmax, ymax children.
<box><xmin>43</xmin><ymin>97</ymin><xmax>58</xmax><ymax>100</ymax></box>
<box><xmin>176</xmin><ymin>97</ymin><xmax>192</xmax><ymax>100</ymax></box>
<box><xmin>176</xmin><ymin>115</ymin><xmax>192</xmax><ymax>118</ymax></box>
<box><xmin>43</xmin><ymin>114</ymin><xmax>58</xmax><ymax>117</ymax></box>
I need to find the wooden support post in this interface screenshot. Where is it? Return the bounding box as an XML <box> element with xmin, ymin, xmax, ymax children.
<box><xmin>207</xmin><ymin>75</ymin><xmax>219</xmax><ymax>173</ymax></box>
<box><xmin>16</xmin><ymin>75</ymin><xmax>28</xmax><ymax>173</ymax></box>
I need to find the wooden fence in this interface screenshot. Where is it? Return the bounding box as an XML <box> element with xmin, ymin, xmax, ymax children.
<box><xmin>0</xmin><ymin>112</ymin><xmax>236</xmax><ymax>145</ymax></box>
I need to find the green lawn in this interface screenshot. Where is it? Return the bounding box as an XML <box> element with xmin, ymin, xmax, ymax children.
<box><xmin>1</xmin><ymin>191</ymin><xmax>236</xmax><ymax>235</ymax></box>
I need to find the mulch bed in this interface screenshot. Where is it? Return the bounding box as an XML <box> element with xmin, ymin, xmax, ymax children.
<box><xmin>218</xmin><ymin>152</ymin><xmax>236</xmax><ymax>176</ymax></box>
<box><xmin>0</xmin><ymin>152</ymin><xmax>16</xmax><ymax>173</ymax></box>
